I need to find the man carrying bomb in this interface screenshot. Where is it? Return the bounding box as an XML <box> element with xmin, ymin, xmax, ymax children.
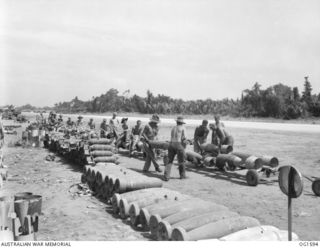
<box><xmin>193</xmin><ymin>119</ymin><xmax>209</xmax><ymax>153</ymax></box>
<box><xmin>164</xmin><ymin>116</ymin><xmax>188</xmax><ymax>181</ymax></box>
<box><xmin>141</xmin><ymin>114</ymin><xmax>162</xmax><ymax>173</ymax></box>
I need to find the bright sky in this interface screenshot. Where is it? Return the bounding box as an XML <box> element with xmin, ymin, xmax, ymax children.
<box><xmin>0</xmin><ymin>0</ymin><xmax>320</xmax><ymax>107</ymax></box>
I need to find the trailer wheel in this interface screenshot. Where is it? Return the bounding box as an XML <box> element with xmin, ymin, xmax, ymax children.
<box><xmin>312</xmin><ymin>179</ymin><xmax>320</xmax><ymax>197</ymax></box>
<box><xmin>246</xmin><ymin>169</ymin><xmax>259</xmax><ymax>186</ymax></box>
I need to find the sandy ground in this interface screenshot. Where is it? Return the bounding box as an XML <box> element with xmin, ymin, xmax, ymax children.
<box><xmin>1</xmin><ymin>117</ymin><xmax>320</xmax><ymax>241</ymax></box>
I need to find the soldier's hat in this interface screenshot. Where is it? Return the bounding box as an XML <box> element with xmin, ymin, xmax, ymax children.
<box><xmin>78</xmin><ymin>115</ymin><xmax>83</xmax><ymax>119</ymax></box>
<box><xmin>176</xmin><ymin>116</ymin><xmax>185</xmax><ymax>124</ymax></box>
<box><xmin>121</xmin><ymin>117</ymin><xmax>128</xmax><ymax>124</ymax></box>
<box><xmin>150</xmin><ymin>114</ymin><xmax>160</xmax><ymax>123</ymax></box>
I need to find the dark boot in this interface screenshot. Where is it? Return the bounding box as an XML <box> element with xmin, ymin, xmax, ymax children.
<box><xmin>179</xmin><ymin>164</ymin><xmax>186</xmax><ymax>179</ymax></box>
<box><xmin>143</xmin><ymin>156</ymin><xmax>152</xmax><ymax>172</ymax></box>
<box><xmin>164</xmin><ymin>163</ymin><xmax>173</xmax><ymax>181</ymax></box>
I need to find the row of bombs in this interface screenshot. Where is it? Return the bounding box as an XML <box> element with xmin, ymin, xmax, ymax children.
<box><xmin>111</xmin><ymin>187</ymin><xmax>299</xmax><ymax>241</ymax></box>
<box><xmin>87</xmin><ymin>139</ymin><xmax>173</xmax><ymax>164</ymax></box>
<box><xmin>0</xmin><ymin>192</ymin><xmax>42</xmax><ymax>241</ymax></box>
<box><xmin>185</xmin><ymin>145</ymin><xmax>279</xmax><ymax>186</ymax></box>
<box><xmin>81</xmin><ymin>163</ymin><xmax>299</xmax><ymax>241</ymax></box>
<box><xmin>82</xmin><ymin>163</ymin><xmax>163</xmax><ymax>200</ymax></box>
<box><xmin>185</xmin><ymin>143</ymin><xmax>278</xmax><ymax>169</ymax></box>
<box><xmin>45</xmin><ymin>133</ymin><xmax>177</xmax><ymax>167</ymax></box>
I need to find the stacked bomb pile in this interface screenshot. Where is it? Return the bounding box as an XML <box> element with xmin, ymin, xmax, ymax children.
<box><xmin>82</xmin><ymin>163</ymin><xmax>163</xmax><ymax>201</ymax></box>
<box><xmin>110</xmin><ymin>187</ymin><xmax>298</xmax><ymax>241</ymax></box>
<box><xmin>86</xmin><ymin>138</ymin><xmax>118</xmax><ymax>165</ymax></box>
<box><xmin>0</xmin><ymin>192</ymin><xmax>42</xmax><ymax>241</ymax></box>
<box><xmin>80</xmin><ymin>161</ymin><xmax>298</xmax><ymax>241</ymax></box>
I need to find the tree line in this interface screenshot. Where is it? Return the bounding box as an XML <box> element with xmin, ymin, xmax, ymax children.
<box><xmin>50</xmin><ymin>77</ymin><xmax>320</xmax><ymax>119</ymax></box>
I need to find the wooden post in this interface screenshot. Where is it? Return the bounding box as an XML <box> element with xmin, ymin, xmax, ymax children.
<box><xmin>288</xmin><ymin>167</ymin><xmax>295</xmax><ymax>241</ymax></box>
<box><xmin>288</xmin><ymin>195</ymin><xmax>292</xmax><ymax>241</ymax></box>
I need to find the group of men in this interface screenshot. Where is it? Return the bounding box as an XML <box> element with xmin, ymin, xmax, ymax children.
<box><xmin>138</xmin><ymin>114</ymin><xmax>234</xmax><ymax>181</ymax></box>
<box><xmin>45</xmin><ymin>111</ymin><xmax>233</xmax><ymax>182</ymax></box>
<box><xmin>193</xmin><ymin>115</ymin><xmax>234</xmax><ymax>153</ymax></box>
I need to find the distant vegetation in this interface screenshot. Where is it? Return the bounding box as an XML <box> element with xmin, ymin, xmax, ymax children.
<box><xmin>9</xmin><ymin>77</ymin><xmax>320</xmax><ymax>120</ymax></box>
<box><xmin>0</xmin><ymin>104</ymin><xmax>52</xmax><ymax>113</ymax></box>
<box><xmin>52</xmin><ymin>77</ymin><xmax>320</xmax><ymax>120</ymax></box>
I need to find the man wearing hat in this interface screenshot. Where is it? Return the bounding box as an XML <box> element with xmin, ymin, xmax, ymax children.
<box><xmin>164</xmin><ymin>116</ymin><xmax>188</xmax><ymax>181</ymax></box>
<box><xmin>142</xmin><ymin>114</ymin><xmax>162</xmax><ymax>173</ymax></box>
<box><xmin>193</xmin><ymin>120</ymin><xmax>209</xmax><ymax>153</ymax></box>
<box><xmin>76</xmin><ymin>115</ymin><xmax>84</xmax><ymax>127</ymax></box>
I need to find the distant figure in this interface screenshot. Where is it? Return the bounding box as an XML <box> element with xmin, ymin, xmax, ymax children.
<box><xmin>100</xmin><ymin>118</ymin><xmax>111</xmax><ymax>138</ymax></box>
<box><xmin>116</xmin><ymin>118</ymin><xmax>130</xmax><ymax>149</ymax></box>
<box><xmin>87</xmin><ymin>118</ymin><xmax>96</xmax><ymax>130</ymax></box>
<box><xmin>109</xmin><ymin>112</ymin><xmax>120</xmax><ymax>139</ymax></box>
<box><xmin>66</xmin><ymin>117</ymin><xmax>74</xmax><ymax>128</ymax></box>
<box><xmin>39</xmin><ymin>112</ymin><xmax>46</xmax><ymax>125</ymax></box>
<box><xmin>55</xmin><ymin>114</ymin><xmax>64</xmax><ymax>129</ymax></box>
<box><xmin>212</xmin><ymin>115</ymin><xmax>234</xmax><ymax>146</ymax></box>
<box><xmin>164</xmin><ymin>116</ymin><xmax>187</xmax><ymax>181</ymax></box>
<box><xmin>58</xmin><ymin>114</ymin><xmax>63</xmax><ymax>123</ymax></box>
<box><xmin>193</xmin><ymin>120</ymin><xmax>209</xmax><ymax>153</ymax></box>
<box><xmin>0</xmin><ymin>120</ymin><xmax>4</xmax><ymax>149</ymax></box>
<box><xmin>76</xmin><ymin>116</ymin><xmax>84</xmax><ymax>127</ymax></box>
<box><xmin>129</xmin><ymin>120</ymin><xmax>143</xmax><ymax>156</ymax></box>
<box><xmin>48</xmin><ymin>112</ymin><xmax>57</xmax><ymax>130</ymax></box>
<box><xmin>142</xmin><ymin>114</ymin><xmax>162</xmax><ymax>173</ymax></box>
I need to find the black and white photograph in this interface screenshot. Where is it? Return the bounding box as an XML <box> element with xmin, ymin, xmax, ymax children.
<box><xmin>0</xmin><ymin>0</ymin><xmax>319</xmax><ymax>243</ymax></box>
